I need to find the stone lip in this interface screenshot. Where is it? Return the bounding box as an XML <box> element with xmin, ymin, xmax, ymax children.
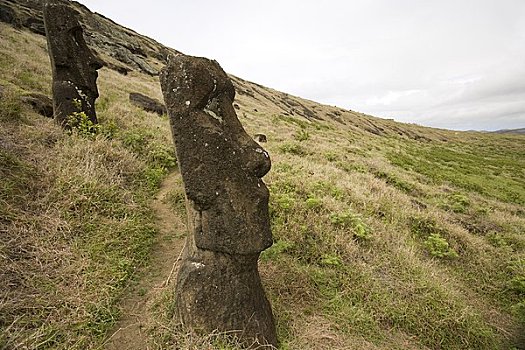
<box><xmin>160</xmin><ymin>55</ymin><xmax>273</xmax><ymax>255</ymax></box>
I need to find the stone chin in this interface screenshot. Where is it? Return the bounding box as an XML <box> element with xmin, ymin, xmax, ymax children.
<box><xmin>188</xmin><ymin>179</ymin><xmax>273</xmax><ymax>255</ymax></box>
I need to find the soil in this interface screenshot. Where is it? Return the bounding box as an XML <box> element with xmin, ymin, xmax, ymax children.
<box><xmin>103</xmin><ymin>171</ymin><xmax>186</xmax><ymax>350</ymax></box>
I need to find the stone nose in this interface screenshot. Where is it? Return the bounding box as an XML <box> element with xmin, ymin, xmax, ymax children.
<box><xmin>244</xmin><ymin>141</ymin><xmax>271</xmax><ymax>179</ymax></box>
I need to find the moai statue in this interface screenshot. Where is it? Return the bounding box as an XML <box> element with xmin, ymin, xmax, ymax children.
<box><xmin>160</xmin><ymin>55</ymin><xmax>277</xmax><ymax>347</ymax></box>
<box><xmin>43</xmin><ymin>0</ymin><xmax>103</xmax><ymax>127</ymax></box>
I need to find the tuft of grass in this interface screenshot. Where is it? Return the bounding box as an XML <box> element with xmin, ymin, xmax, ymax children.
<box><xmin>373</xmin><ymin>169</ymin><xmax>418</xmax><ymax>195</ymax></box>
<box><xmin>278</xmin><ymin>142</ymin><xmax>307</xmax><ymax>156</ymax></box>
<box><xmin>294</xmin><ymin>129</ymin><xmax>310</xmax><ymax>142</ymax></box>
<box><xmin>0</xmin><ymin>87</ymin><xmax>23</xmax><ymax>122</ymax></box>
<box><xmin>424</xmin><ymin>233</ymin><xmax>458</xmax><ymax>258</ymax></box>
<box><xmin>330</xmin><ymin>211</ymin><xmax>371</xmax><ymax>241</ymax></box>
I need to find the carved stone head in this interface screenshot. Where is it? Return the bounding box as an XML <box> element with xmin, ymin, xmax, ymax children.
<box><xmin>44</xmin><ymin>0</ymin><xmax>103</xmax><ymax>124</ymax></box>
<box><xmin>160</xmin><ymin>55</ymin><xmax>273</xmax><ymax>255</ymax></box>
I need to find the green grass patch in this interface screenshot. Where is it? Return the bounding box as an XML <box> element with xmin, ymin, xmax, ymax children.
<box><xmin>387</xmin><ymin>141</ymin><xmax>525</xmax><ymax>204</ymax></box>
<box><xmin>278</xmin><ymin>142</ymin><xmax>308</xmax><ymax>156</ymax></box>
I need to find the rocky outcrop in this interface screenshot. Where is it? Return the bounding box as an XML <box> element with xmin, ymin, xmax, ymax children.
<box><xmin>21</xmin><ymin>92</ymin><xmax>53</xmax><ymax>118</ymax></box>
<box><xmin>0</xmin><ymin>0</ymin><xmax>179</xmax><ymax>76</ymax></box>
<box><xmin>1</xmin><ymin>85</ymin><xmax>53</xmax><ymax>118</ymax></box>
<box><xmin>44</xmin><ymin>0</ymin><xmax>103</xmax><ymax>127</ymax></box>
<box><xmin>129</xmin><ymin>92</ymin><xmax>166</xmax><ymax>116</ymax></box>
<box><xmin>160</xmin><ymin>55</ymin><xmax>277</xmax><ymax>347</ymax></box>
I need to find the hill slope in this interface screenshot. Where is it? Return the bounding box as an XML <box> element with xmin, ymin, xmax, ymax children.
<box><xmin>493</xmin><ymin>128</ymin><xmax>525</xmax><ymax>135</ymax></box>
<box><xmin>1</xmin><ymin>1</ymin><xmax>524</xmax><ymax>349</ymax></box>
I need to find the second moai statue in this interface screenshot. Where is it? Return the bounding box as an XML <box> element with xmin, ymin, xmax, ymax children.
<box><xmin>160</xmin><ymin>54</ymin><xmax>278</xmax><ymax>347</ymax></box>
<box><xmin>43</xmin><ymin>0</ymin><xmax>103</xmax><ymax>127</ymax></box>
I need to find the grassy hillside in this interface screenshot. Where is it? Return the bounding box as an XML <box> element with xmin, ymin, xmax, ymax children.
<box><xmin>1</xmin><ymin>21</ymin><xmax>524</xmax><ymax>350</ymax></box>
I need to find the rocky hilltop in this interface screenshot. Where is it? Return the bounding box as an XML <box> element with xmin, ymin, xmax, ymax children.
<box><xmin>1</xmin><ymin>0</ymin><xmax>452</xmax><ymax>141</ymax></box>
<box><xmin>0</xmin><ymin>0</ymin><xmax>177</xmax><ymax>75</ymax></box>
<box><xmin>493</xmin><ymin>128</ymin><xmax>525</xmax><ymax>135</ymax></box>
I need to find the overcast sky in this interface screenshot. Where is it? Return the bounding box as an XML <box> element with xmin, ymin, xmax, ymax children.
<box><xmin>76</xmin><ymin>0</ymin><xmax>525</xmax><ymax>131</ymax></box>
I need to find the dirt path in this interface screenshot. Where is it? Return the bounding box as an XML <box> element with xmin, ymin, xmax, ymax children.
<box><xmin>103</xmin><ymin>171</ymin><xmax>186</xmax><ymax>350</ymax></box>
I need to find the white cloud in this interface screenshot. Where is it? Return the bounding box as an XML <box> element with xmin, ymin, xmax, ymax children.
<box><xmin>77</xmin><ymin>0</ymin><xmax>525</xmax><ymax>131</ymax></box>
<box><xmin>365</xmin><ymin>90</ymin><xmax>424</xmax><ymax>107</ymax></box>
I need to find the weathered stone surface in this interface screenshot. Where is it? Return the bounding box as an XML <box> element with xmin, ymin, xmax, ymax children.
<box><xmin>21</xmin><ymin>92</ymin><xmax>53</xmax><ymax>118</ymax></box>
<box><xmin>160</xmin><ymin>54</ymin><xmax>277</xmax><ymax>347</ymax></box>
<box><xmin>129</xmin><ymin>92</ymin><xmax>166</xmax><ymax>116</ymax></box>
<box><xmin>161</xmin><ymin>55</ymin><xmax>273</xmax><ymax>255</ymax></box>
<box><xmin>44</xmin><ymin>0</ymin><xmax>103</xmax><ymax>127</ymax></box>
<box><xmin>25</xmin><ymin>17</ymin><xmax>46</xmax><ymax>36</ymax></box>
<box><xmin>111</xmin><ymin>46</ymin><xmax>158</xmax><ymax>76</ymax></box>
<box><xmin>176</xmin><ymin>236</ymin><xmax>276</xmax><ymax>347</ymax></box>
<box><xmin>105</xmin><ymin>62</ymin><xmax>130</xmax><ymax>76</ymax></box>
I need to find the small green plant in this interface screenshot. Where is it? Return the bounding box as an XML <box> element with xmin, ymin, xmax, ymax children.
<box><xmin>353</xmin><ymin>220</ymin><xmax>370</xmax><ymax>240</ymax></box>
<box><xmin>121</xmin><ymin>129</ymin><xmax>152</xmax><ymax>154</ymax></box>
<box><xmin>148</xmin><ymin>144</ymin><xmax>177</xmax><ymax>169</ymax></box>
<box><xmin>486</xmin><ymin>232</ymin><xmax>508</xmax><ymax>247</ymax></box>
<box><xmin>324</xmin><ymin>152</ymin><xmax>338</xmax><ymax>162</ymax></box>
<box><xmin>142</xmin><ymin>166</ymin><xmax>167</xmax><ymax>190</ymax></box>
<box><xmin>511</xmin><ymin>300</ymin><xmax>525</xmax><ymax>325</ymax></box>
<box><xmin>448</xmin><ymin>193</ymin><xmax>470</xmax><ymax>213</ymax></box>
<box><xmin>374</xmin><ymin>170</ymin><xmax>416</xmax><ymax>194</ymax></box>
<box><xmin>507</xmin><ymin>259</ymin><xmax>525</xmax><ymax>296</ymax></box>
<box><xmin>166</xmin><ymin>187</ymin><xmax>186</xmax><ymax>214</ymax></box>
<box><xmin>311</xmin><ymin>180</ymin><xmax>344</xmax><ymax>200</ymax></box>
<box><xmin>410</xmin><ymin>216</ymin><xmax>442</xmax><ymax>237</ymax></box>
<box><xmin>120</xmin><ymin>130</ymin><xmax>176</xmax><ymax>170</ymax></box>
<box><xmin>509</xmin><ymin>276</ymin><xmax>525</xmax><ymax>296</ymax></box>
<box><xmin>270</xmin><ymin>179</ymin><xmax>297</xmax><ymax>195</ymax></box>
<box><xmin>67</xmin><ymin>110</ymin><xmax>100</xmax><ymax>136</ymax></box>
<box><xmin>271</xmin><ymin>193</ymin><xmax>295</xmax><ymax>212</ymax></box>
<box><xmin>261</xmin><ymin>240</ymin><xmax>293</xmax><ymax>261</ymax></box>
<box><xmin>330</xmin><ymin>211</ymin><xmax>371</xmax><ymax>240</ymax></box>
<box><xmin>98</xmin><ymin>119</ymin><xmax>118</xmax><ymax>139</ymax></box>
<box><xmin>424</xmin><ymin>233</ymin><xmax>458</xmax><ymax>258</ymax></box>
<box><xmin>305</xmin><ymin>196</ymin><xmax>323</xmax><ymax>211</ymax></box>
<box><xmin>320</xmin><ymin>253</ymin><xmax>342</xmax><ymax>267</ymax></box>
<box><xmin>294</xmin><ymin>129</ymin><xmax>310</xmax><ymax>141</ymax></box>
<box><xmin>67</xmin><ymin>99</ymin><xmax>99</xmax><ymax>136</ymax></box>
<box><xmin>330</xmin><ymin>211</ymin><xmax>353</xmax><ymax>227</ymax></box>
<box><xmin>439</xmin><ymin>193</ymin><xmax>471</xmax><ymax>213</ymax></box>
